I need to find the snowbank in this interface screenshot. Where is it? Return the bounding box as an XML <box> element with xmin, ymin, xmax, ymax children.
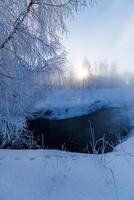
<box><xmin>0</xmin><ymin>137</ymin><xmax>134</xmax><ymax>200</ymax></box>
<box><xmin>35</xmin><ymin>88</ymin><xmax>134</xmax><ymax>119</ymax></box>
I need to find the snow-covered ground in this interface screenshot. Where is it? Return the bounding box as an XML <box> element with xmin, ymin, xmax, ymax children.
<box><xmin>35</xmin><ymin>88</ymin><xmax>134</xmax><ymax>119</ymax></box>
<box><xmin>1</xmin><ymin>136</ymin><xmax>134</xmax><ymax>200</ymax></box>
<box><xmin>1</xmin><ymin>87</ymin><xmax>133</xmax><ymax>200</ymax></box>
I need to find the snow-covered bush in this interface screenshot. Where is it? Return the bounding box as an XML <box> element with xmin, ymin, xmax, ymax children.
<box><xmin>0</xmin><ymin>66</ymin><xmax>41</xmax><ymax>147</ymax></box>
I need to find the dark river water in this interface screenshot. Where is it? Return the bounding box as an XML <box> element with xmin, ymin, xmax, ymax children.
<box><xmin>28</xmin><ymin>108</ymin><xmax>131</xmax><ymax>153</ymax></box>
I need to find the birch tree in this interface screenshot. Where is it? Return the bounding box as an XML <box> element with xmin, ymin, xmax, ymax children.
<box><xmin>0</xmin><ymin>0</ymin><xmax>95</xmax><ymax>147</ymax></box>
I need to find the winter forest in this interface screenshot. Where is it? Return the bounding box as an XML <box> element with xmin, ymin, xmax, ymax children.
<box><xmin>1</xmin><ymin>0</ymin><xmax>134</xmax><ymax>200</ymax></box>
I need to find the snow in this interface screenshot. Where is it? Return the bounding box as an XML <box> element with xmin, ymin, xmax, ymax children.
<box><xmin>1</xmin><ymin>137</ymin><xmax>134</xmax><ymax>200</ymax></box>
<box><xmin>0</xmin><ymin>87</ymin><xmax>134</xmax><ymax>199</ymax></box>
<box><xmin>35</xmin><ymin>88</ymin><xmax>134</xmax><ymax>119</ymax></box>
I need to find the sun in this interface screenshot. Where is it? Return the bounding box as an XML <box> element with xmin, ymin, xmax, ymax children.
<box><xmin>76</xmin><ymin>67</ymin><xmax>89</xmax><ymax>80</ymax></box>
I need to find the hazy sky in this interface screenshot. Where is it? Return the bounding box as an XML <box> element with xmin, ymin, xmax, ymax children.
<box><xmin>63</xmin><ymin>0</ymin><xmax>134</xmax><ymax>72</ymax></box>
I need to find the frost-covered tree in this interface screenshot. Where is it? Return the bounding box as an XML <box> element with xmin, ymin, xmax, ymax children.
<box><xmin>0</xmin><ymin>0</ymin><xmax>95</xmax><ymax>147</ymax></box>
<box><xmin>0</xmin><ymin>0</ymin><xmax>95</xmax><ymax>72</ymax></box>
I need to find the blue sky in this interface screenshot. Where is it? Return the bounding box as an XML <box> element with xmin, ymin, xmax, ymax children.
<box><xmin>63</xmin><ymin>0</ymin><xmax>134</xmax><ymax>72</ymax></box>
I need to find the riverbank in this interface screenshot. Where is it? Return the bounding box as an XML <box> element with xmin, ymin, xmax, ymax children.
<box><xmin>0</xmin><ymin>136</ymin><xmax>134</xmax><ymax>200</ymax></box>
<box><xmin>34</xmin><ymin>88</ymin><xmax>134</xmax><ymax>120</ymax></box>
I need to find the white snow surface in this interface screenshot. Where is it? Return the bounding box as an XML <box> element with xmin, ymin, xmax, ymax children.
<box><xmin>35</xmin><ymin>88</ymin><xmax>134</xmax><ymax>119</ymax></box>
<box><xmin>1</xmin><ymin>137</ymin><xmax>134</xmax><ymax>200</ymax></box>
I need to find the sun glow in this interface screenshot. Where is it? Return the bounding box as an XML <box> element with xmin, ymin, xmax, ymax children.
<box><xmin>76</xmin><ymin>67</ymin><xmax>89</xmax><ymax>80</ymax></box>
